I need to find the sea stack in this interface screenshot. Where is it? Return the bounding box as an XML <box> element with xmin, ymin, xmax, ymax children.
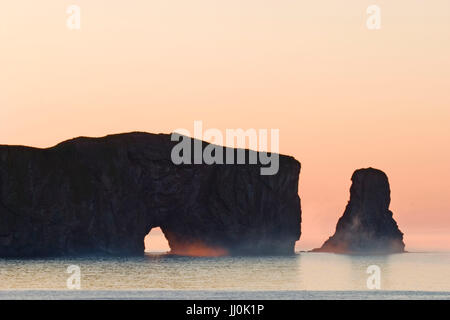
<box><xmin>313</xmin><ymin>168</ymin><xmax>405</xmax><ymax>254</ymax></box>
<box><xmin>0</xmin><ymin>132</ymin><xmax>301</xmax><ymax>257</ymax></box>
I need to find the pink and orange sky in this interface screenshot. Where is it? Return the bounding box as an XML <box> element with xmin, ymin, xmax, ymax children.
<box><xmin>1</xmin><ymin>1</ymin><xmax>449</xmax><ymax>251</ymax></box>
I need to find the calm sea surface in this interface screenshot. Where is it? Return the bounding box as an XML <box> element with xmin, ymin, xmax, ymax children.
<box><xmin>0</xmin><ymin>252</ymin><xmax>449</xmax><ymax>299</ymax></box>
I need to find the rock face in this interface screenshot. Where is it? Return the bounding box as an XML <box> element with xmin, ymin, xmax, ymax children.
<box><xmin>0</xmin><ymin>132</ymin><xmax>301</xmax><ymax>257</ymax></box>
<box><xmin>313</xmin><ymin>168</ymin><xmax>404</xmax><ymax>254</ymax></box>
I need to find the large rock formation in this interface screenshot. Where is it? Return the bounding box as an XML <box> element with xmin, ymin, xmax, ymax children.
<box><xmin>0</xmin><ymin>132</ymin><xmax>301</xmax><ymax>257</ymax></box>
<box><xmin>313</xmin><ymin>168</ymin><xmax>405</xmax><ymax>254</ymax></box>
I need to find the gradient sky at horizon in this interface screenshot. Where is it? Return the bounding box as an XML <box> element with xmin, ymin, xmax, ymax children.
<box><xmin>1</xmin><ymin>1</ymin><xmax>449</xmax><ymax>251</ymax></box>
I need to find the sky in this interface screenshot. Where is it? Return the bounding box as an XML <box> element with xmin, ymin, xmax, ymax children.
<box><xmin>1</xmin><ymin>1</ymin><xmax>449</xmax><ymax>252</ymax></box>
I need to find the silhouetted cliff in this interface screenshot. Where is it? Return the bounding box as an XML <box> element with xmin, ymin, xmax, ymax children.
<box><xmin>313</xmin><ymin>168</ymin><xmax>405</xmax><ymax>254</ymax></box>
<box><xmin>0</xmin><ymin>132</ymin><xmax>301</xmax><ymax>257</ymax></box>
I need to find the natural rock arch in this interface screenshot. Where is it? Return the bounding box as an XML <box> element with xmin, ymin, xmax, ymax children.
<box><xmin>0</xmin><ymin>132</ymin><xmax>301</xmax><ymax>257</ymax></box>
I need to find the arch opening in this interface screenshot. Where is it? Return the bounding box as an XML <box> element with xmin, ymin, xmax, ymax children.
<box><xmin>144</xmin><ymin>227</ymin><xmax>171</xmax><ymax>254</ymax></box>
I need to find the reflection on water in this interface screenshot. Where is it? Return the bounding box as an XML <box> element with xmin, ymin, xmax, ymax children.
<box><xmin>0</xmin><ymin>252</ymin><xmax>449</xmax><ymax>291</ymax></box>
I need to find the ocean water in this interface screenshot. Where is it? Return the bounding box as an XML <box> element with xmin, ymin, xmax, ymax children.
<box><xmin>0</xmin><ymin>252</ymin><xmax>449</xmax><ymax>299</ymax></box>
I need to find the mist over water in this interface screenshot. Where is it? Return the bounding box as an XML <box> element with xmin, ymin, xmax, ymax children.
<box><xmin>0</xmin><ymin>252</ymin><xmax>449</xmax><ymax>292</ymax></box>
